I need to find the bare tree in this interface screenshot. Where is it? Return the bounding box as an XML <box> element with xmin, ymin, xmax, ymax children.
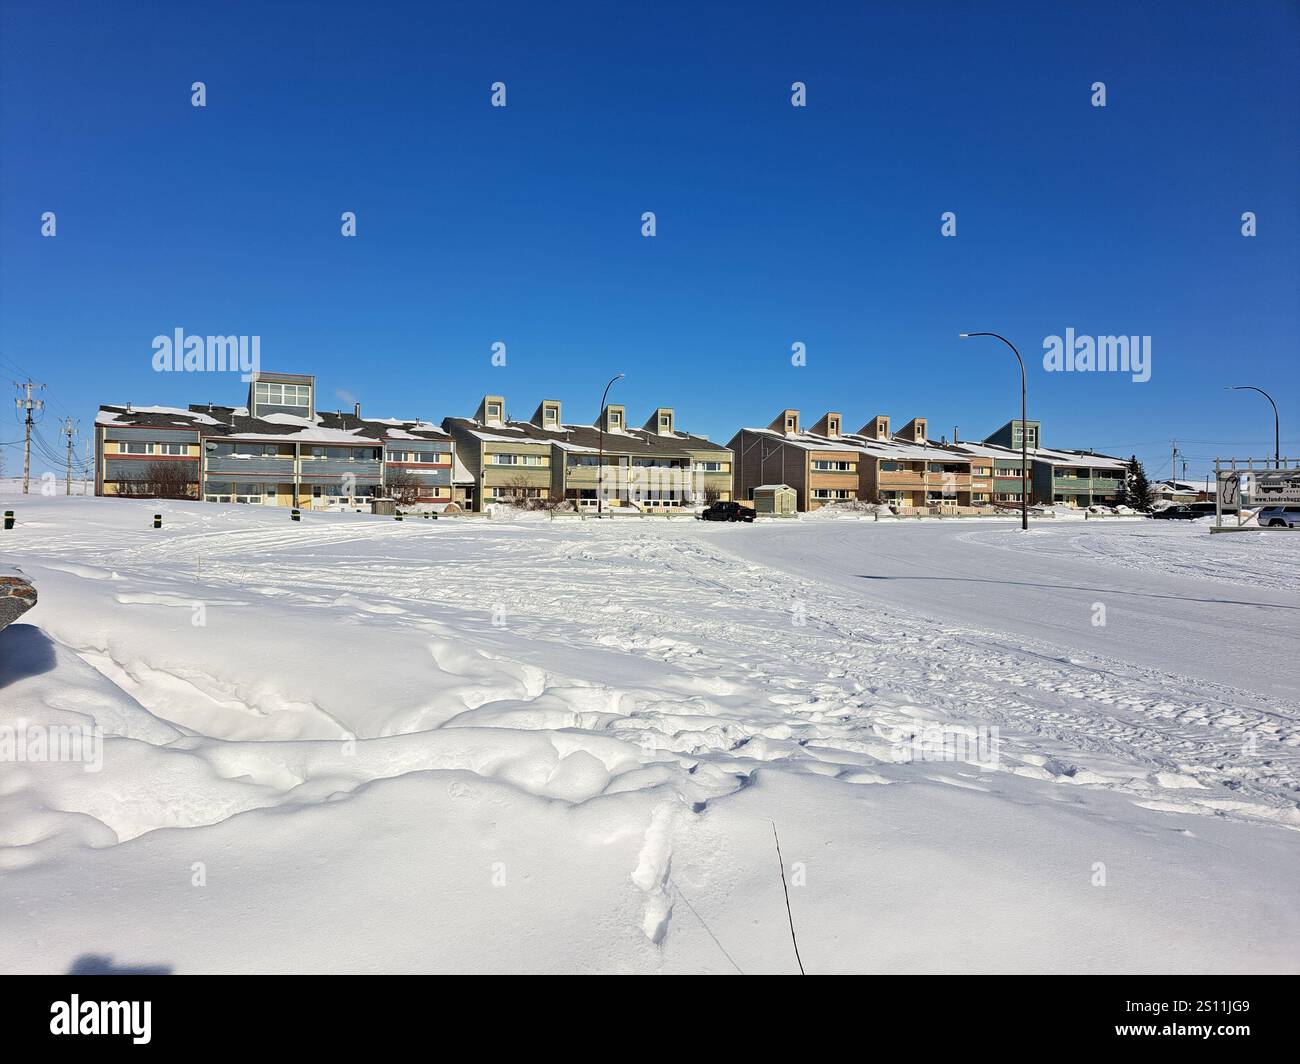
<box><xmin>499</xmin><ymin>475</ymin><xmax>549</xmax><ymax>509</ymax></box>
<box><xmin>117</xmin><ymin>461</ymin><xmax>197</xmax><ymax>499</ymax></box>
<box><xmin>384</xmin><ymin>469</ymin><xmax>424</xmax><ymax>507</ymax></box>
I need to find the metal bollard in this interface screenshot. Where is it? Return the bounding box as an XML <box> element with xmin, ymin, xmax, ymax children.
<box><xmin>153</xmin><ymin>513</ymin><xmax>162</xmax><ymax>529</ymax></box>
<box><xmin>291</xmin><ymin>508</ymin><xmax>301</xmax><ymax>522</ymax></box>
<box><xmin>3</xmin><ymin>510</ymin><xmax>13</xmax><ymax>530</ymax></box>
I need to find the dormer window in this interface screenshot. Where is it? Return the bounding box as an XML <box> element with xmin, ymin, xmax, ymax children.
<box><xmin>786</xmin><ymin>417</ymin><xmax>796</xmax><ymax>431</ymax></box>
<box><xmin>659</xmin><ymin>415</ymin><xmax>670</xmax><ymax>430</ymax></box>
<box><xmin>486</xmin><ymin>403</ymin><xmax>501</xmax><ymax>420</ymax></box>
<box><xmin>828</xmin><ymin>417</ymin><xmax>840</xmax><ymax>435</ymax></box>
<box><xmin>545</xmin><ymin>406</ymin><xmax>558</xmax><ymax>424</ymax></box>
<box><xmin>610</xmin><ymin>410</ymin><xmax>621</xmax><ymax>427</ymax></box>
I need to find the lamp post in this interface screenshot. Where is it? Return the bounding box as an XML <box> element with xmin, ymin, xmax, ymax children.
<box><xmin>960</xmin><ymin>332</ymin><xmax>1029</xmax><ymax>530</ymax></box>
<box><xmin>1227</xmin><ymin>386</ymin><xmax>1280</xmax><ymax>466</ymax></box>
<box><xmin>597</xmin><ymin>373</ymin><xmax>624</xmax><ymax>517</ymax></box>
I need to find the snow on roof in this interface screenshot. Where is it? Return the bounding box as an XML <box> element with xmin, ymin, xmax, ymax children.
<box><xmin>468</xmin><ymin>428</ymin><xmax>550</xmax><ymax>445</ymax></box>
<box><xmin>951</xmin><ymin>439</ymin><xmax>1125</xmax><ymax>469</ymax></box>
<box><xmin>754</xmin><ymin>484</ymin><xmax>794</xmax><ymax>491</ymax></box>
<box><xmin>224</xmin><ymin>427</ymin><xmax>380</xmax><ymax>444</ymax></box>
<box><xmin>96</xmin><ymin>405</ymin><xmax>223</xmax><ymax>427</ymax></box>
<box><xmin>740</xmin><ymin>427</ymin><xmax>865</xmax><ymax>453</ymax></box>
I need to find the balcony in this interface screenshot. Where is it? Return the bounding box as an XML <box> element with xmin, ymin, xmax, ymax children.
<box><xmin>205</xmin><ymin>455</ymin><xmax>296</xmax><ymax>477</ymax></box>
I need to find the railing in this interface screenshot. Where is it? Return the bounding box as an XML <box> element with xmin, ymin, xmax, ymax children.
<box><xmin>205</xmin><ymin>455</ymin><xmax>295</xmax><ymax>476</ymax></box>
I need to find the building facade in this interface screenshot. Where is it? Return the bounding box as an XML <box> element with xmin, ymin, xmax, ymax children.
<box><xmin>95</xmin><ymin>372</ymin><xmax>454</xmax><ymax>509</ymax></box>
<box><xmin>444</xmin><ymin>396</ymin><xmax>733</xmax><ymax>512</ymax></box>
<box><xmin>952</xmin><ymin>420</ymin><xmax>1125</xmax><ymax>507</ymax></box>
<box><xmin>729</xmin><ymin>410</ymin><xmax>865</xmax><ymax>511</ymax></box>
<box><xmin>729</xmin><ymin>410</ymin><xmax>983</xmax><ymax>511</ymax></box>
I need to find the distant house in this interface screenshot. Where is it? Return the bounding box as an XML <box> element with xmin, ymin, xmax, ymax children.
<box><xmin>1153</xmin><ymin>479</ymin><xmax>1212</xmax><ymax>504</ymax></box>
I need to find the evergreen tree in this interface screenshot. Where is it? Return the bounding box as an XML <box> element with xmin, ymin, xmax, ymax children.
<box><xmin>1122</xmin><ymin>455</ymin><xmax>1153</xmax><ymax>510</ymax></box>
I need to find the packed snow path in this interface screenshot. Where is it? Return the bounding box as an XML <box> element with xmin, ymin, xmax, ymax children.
<box><xmin>2</xmin><ymin>497</ymin><xmax>1297</xmax><ymax>972</ymax></box>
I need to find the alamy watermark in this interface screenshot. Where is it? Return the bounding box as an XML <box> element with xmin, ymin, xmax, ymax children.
<box><xmin>151</xmin><ymin>328</ymin><xmax>261</xmax><ymax>381</ymax></box>
<box><xmin>1043</xmin><ymin>328</ymin><xmax>1150</xmax><ymax>383</ymax></box>
<box><xmin>874</xmin><ymin>722</ymin><xmax>1000</xmax><ymax>771</ymax></box>
<box><xmin>1</xmin><ymin>720</ymin><xmax>104</xmax><ymax>772</ymax></box>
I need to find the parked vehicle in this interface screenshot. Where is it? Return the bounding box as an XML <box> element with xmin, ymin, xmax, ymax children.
<box><xmin>700</xmin><ymin>501</ymin><xmax>756</xmax><ymax>523</ymax></box>
<box><xmin>1113</xmin><ymin>504</ymin><xmax>1137</xmax><ymax>515</ymax></box>
<box><xmin>1087</xmin><ymin>504</ymin><xmax>1114</xmax><ymax>515</ymax></box>
<box><xmin>1149</xmin><ymin>505</ymin><xmax>1203</xmax><ymax>520</ymax></box>
<box><xmin>1258</xmin><ymin>505</ymin><xmax>1300</xmax><ymax>528</ymax></box>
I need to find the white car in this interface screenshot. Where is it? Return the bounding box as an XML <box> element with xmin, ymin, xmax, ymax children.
<box><xmin>1258</xmin><ymin>505</ymin><xmax>1300</xmax><ymax>528</ymax></box>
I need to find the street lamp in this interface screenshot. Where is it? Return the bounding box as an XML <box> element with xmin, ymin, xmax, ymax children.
<box><xmin>1227</xmin><ymin>386</ymin><xmax>1280</xmax><ymax>466</ymax></box>
<box><xmin>960</xmin><ymin>332</ymin><xmax>1029</xmax><ymax>530</ymax></box>
<box><xmin>597</xmin><ymin>373</ymin><xmax>624</xmax><ymax>517</ymax></box>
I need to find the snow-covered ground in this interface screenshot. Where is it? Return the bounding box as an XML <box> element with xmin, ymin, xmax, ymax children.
<box><xmin>1</xmin><ymin>495</ymin><xmax>1297</xmax><ymax>973</ymax></box>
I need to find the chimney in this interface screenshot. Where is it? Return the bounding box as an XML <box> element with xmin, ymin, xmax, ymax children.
<box><xmin>354</xmin><ymin>402</ymin><xmax>361</xmax><ymax>418</ymax></box>
<box><xmin>954</xmin><ymin>426</ymin><xmax>959</xmax><ymax>444</ymax></box>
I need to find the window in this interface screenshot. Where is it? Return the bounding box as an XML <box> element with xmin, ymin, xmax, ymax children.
<box><xmin>659</xmin><ymin>415</ymin><xmax>670</xmax><ymax>430</ymax></box>
<box><xmin>254</xmin><ymin>382</ymin><xmax>311</xmax><ymax>413</ymax></box>
<box><xmin>813</xmin><ymin>460</ymin><xmax>854</xmax><ymax>471</ymax></box>
<box><xmin>124</xmin><ymin>441</ymin><xmax>188</xmax><ymax>455</ymax></box>
<box><xmin>544</xmin><ymin>407</ymin><xmax>558</xmax><ymax>424</ymax></box>
<box><xmin>387</xmin><ymin>449</ymin><xmax>438</xmax><ymax>464</ymax></box>
<box><xmin>486</xmin><ymin>403</ymin><xmax>501</xmax><ymax>420</ymax></box>
<box><xmin>694</xmin><ymin>461</ymin><xmax>724</xmax><ymax>472</ymax></box>
<box><xmin>813</xmin><ymin>489</ymin><xmax>853</xmax><ymax>500</ymax></box>
<box><xmin>492</xmin><ymin>453</ymin><xmax>546</xmax><ymax>466</ymax></box>
<box><xmin>305</xmin><ymin>445</ymin><xmax>378</xmax><ymax>461</ymax></box>
<box><xmin>879</xmin><ymin>461</ymin><xmax>900</xmax><ymax>472</ymax></box>
<box><xmin>786</xmin><ymin>417</ymin><xmax>795</xmax><ymax>430</ymax></box>
<box><xmin>610</xmin><ymin>411</ymin><xmax>622</xmax><ymax>427</ymax></box>
<box><xmin>212</xmin><ymin>442</ymin><xmax>285</xmax><ymax>458</ymax></box>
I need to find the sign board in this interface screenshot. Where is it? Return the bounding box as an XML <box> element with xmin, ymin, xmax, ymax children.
<box><xmin>1252</xmin><ymin>472</ymin><xmax>1300</xmax><ymax>504</ymax></box>
<box><xmin>1217</xmin><ymin>471</ymin><xmax>1241</xmax><ymax>512</ymax></box>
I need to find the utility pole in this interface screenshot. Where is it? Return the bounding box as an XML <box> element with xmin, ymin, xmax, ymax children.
<box><xmin>1171</xmin><ymin>440</ymin><xmax>1179</xmax><ymax>491</ymax></box>
<box><xmin>14</xmin><ymin>379</ymin><xmax>45</xmax><ymax>494</ymax></box>
<box><xmin>61</xmin><ymin>417</ymin><xmax>78</xmax><ymax>495</ymax></box>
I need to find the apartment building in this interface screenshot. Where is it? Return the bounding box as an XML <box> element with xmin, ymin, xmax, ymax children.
<box><xmin>442</xmin><ymin>396</ymin><xmax>554</xmax><ymax>511</ymax></box>
<box><xmin>95</xmin><ymin>371</ymin><xmax>454</xmax><ymax>509</ymax></box>
<box><xmin>952</xmin><ymin>420</ymin><xmax>1125</xmax><ymax>507</ymax></box>
<box><xmin>444</xmin><ymin>396</ymin><xmax>733</xmax><ymax>511</ymax></box>
<box><xmin>729</xmin><ymin>410</ymin><xmax>983</xmax><ymax>511</ymax></box>
<box><xmin>843</xmin><ymin>416</ymin><xmax>979</xmax><ymax>509</ymax></box>
<box><xmin>728</xmin><ymin>410</ymin><xmax>865</xmax><ymax>510</ymax></box>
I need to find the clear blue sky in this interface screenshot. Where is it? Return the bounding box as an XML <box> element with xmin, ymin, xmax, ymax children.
<box><xmin>2</xmin><ymin>0</ymin><xmax>1297</xmax><ymax>483</ymax></box>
